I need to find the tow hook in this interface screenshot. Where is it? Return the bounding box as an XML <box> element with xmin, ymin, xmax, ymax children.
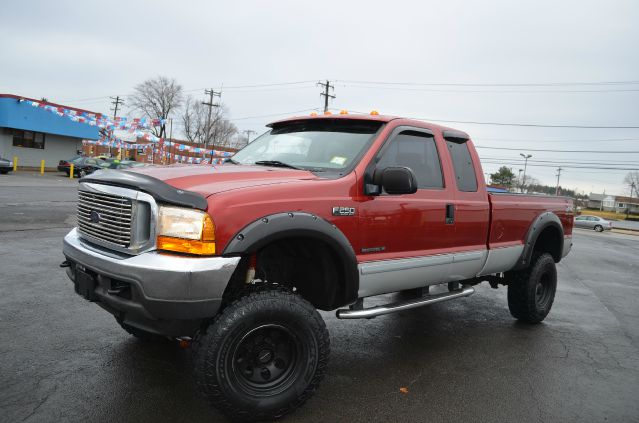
<box><xmin>59</xmin><ymin>260</ymin><xmax>71</xmax><ymax>268</ymax></box>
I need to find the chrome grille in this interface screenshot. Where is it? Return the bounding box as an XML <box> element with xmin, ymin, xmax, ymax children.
<box><xmin>77</xmin><ymin>191</ymin><xmax>133</xmax><ymax>247</ymax></box>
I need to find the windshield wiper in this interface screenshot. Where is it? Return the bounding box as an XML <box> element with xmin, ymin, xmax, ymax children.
<box><xmin>254</xmin><ymin>160</ymin><xmax>302</xmax><ymax>170</ymax></box>
<box><xmin>223</xmin><ymin>158</ymin><xmax>240</xmax><ymax>164</ymax></box>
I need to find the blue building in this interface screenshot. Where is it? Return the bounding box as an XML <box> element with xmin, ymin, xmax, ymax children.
<box><xmin>0</xmin><ymin>94</ymin><xmax>100</xmax><ymax>169</ymax></box>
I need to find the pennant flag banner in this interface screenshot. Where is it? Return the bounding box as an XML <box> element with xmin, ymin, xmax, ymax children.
<box><xmin>19</xmin><ymin>98</ymin><xmax>164</xmax><ymax>131</ymax></box>
<box><xmin>82</xmin><ymin>139</ymin><xmax>233</xmax><ymax>166</ymax></box>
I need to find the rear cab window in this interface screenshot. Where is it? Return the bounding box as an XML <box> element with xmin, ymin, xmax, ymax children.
<box><xmin>445</xmin><ymin>139</ymin><xmax>478</xmax><ymax>192</ymax></box>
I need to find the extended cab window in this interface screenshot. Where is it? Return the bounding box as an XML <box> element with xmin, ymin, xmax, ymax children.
<box><xmin>231</xmin><ymin>119</ymin><xmax>383</xmax><ymax>173</ymax></box>
<box><xmin>376</xmin><ymin>131</ymin><xmax>444</xmax><ymax>189</ymax></box>
<box><xmin>446</xmin><ymin>140</ymin><xmax>478</xmax><ymax>192</ymax></box>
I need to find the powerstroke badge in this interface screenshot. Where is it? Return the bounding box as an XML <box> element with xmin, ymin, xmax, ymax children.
<box><xmin>332</xmin><ymin>207</ymin><xmax>356</xmax><ymax>216</ymax></box>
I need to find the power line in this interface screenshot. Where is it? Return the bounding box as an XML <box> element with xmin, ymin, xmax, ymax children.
<box><xmin>228</xmin><ymin>108</ymin><xmax>318</xmax><ymax>121</ymax></box>
<box><xmin>412</xmin><ymin>116</ymin><xmax>639</xmax><ymax>129</ymax></box>
<box><xmin>317</xmin><ymin>80</ymin><xmax>335</xmax><ymax>113</ymax></box>
<box><xmin>481</xmin><ymin>161</ymin><xmax>639</xmax><ymax>171</ymax></box>
<box><xmin>476</xmin><ymin>146</ymin><xmax>639</xmax><ymax>153</ymax></box>
<box><xmin>480</xmin><ymin>157</ymin><xmax>639</xmax><ymax>166</ymax></box>
<box><xmin>341</xmin><ymin>84</ymin><xmax>639</xmax><ymax>93</ymax></box>
<box><xmin>475</xmin><ymin>136</ymin><xmax>639</xmax><ymax>143</ymax></box>
<box><xmin>338</xmin><ymin>79</ymin><xmax>639</xmax><ymax>87</ymax></box>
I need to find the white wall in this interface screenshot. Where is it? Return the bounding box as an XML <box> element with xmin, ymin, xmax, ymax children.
<box><xmin>0</xmin><ymin>130</ymin><xmax>82</xmax><ymax>169</ymax></box>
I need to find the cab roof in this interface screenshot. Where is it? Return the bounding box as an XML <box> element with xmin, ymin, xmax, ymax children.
<box><xmin>268</xmin><ymin>113</ymin><xmax>470</xmax><ymax>138</ymax></box>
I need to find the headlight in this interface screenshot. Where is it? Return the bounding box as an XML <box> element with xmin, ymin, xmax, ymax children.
<box><xmin>156</xmin><ymin>206</ymin><xmax>216</xmax><ymax>255</ymax></box>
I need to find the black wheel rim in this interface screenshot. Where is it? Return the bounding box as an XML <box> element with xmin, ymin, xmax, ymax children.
<box><xmin>230</xmin><ymin>324</ymin><xmax>300</xmax><ymax>395</ymax></box>
<box><xmin>535</xmin><ymin>271</ymin><xmax>553</xmax><ymax>309</ymax></box>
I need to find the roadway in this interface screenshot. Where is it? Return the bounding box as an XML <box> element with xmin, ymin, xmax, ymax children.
<box><xmin>1</xmin><ymin>172</ymin><xmax>638</xmax><ymax>423</ymax></box>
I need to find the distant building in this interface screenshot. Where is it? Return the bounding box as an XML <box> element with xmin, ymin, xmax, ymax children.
<box><xmin>588</xmin><ymin>192</ymin><xmax>639</xmax><ymax>214</ymax></box>
<box><xmin>587</xmin><ymin>193</ymin><xmax>605</xmax><ymax>209</ymax></box>
<box><xmin>0</xmin><ymin>94</ymin><xmax>99</xmax><ymax>169</ymax></box>
<box><xmin>614</xmin><ymin>196</ymin><xmax>639</xmax><ymax>214</ymax></box>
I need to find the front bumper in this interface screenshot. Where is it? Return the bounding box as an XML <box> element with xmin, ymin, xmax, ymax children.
<box><xmin>63</xmin><ymin>228</ymin><xmax>240</xmax><ymax>334</ymax></box>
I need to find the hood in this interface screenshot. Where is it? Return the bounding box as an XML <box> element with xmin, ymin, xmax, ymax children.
<box><xmin>129</xmin><ymin>164</ymin><xmax>319</xmax><ymax>196</ymax></box>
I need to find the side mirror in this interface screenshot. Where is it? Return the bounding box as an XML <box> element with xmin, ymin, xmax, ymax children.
<box><xmin>373</xmin><ymin>166</ymin><xmax>418</xmax><ymax>195</ymax></box>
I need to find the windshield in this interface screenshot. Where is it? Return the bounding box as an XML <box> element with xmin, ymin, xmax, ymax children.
<box><xmin>231</xmin><ymin>119</ymin><xmax>383</xmax><ymax>172</ymax></box>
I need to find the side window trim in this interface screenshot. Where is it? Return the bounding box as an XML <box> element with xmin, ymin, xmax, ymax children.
<box><xmin>375</xmin><ymin>126</ymin><xmax>445</xmax><ymax>191</ymax></box>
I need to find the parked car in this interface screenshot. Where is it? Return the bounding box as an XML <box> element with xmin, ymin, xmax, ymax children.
<box><xmin>58</xmin><ymin>155</ymin><xmax>111</xmax><ymax>174</ymax></box>
<box><xmin>59</xmin><ymin>157</ymin><xmax>106</xmax><ymax>177</ymax></box>
<box><xmin>98</xmin><ymin>159</ymin><xmax>149</xmax><ymax>170</ymax></box>
<box><xmin>0</xmin><ymin>156</ymin><xmax>12</xmax><ymax>174</ymax></box>
<box><xmin>62</xmin><ymin>113</ymin><xmax>574</xmax><ymax>421</ymax></box>
<box><xmin>57</xmin><ymin>155</ymin><xmax>83</xmax><ymax>172</ymax></box>
<box><xmin>574</xmin><ymin>214</ymin><xmax>612</xmax><ymax>232</ymax></box>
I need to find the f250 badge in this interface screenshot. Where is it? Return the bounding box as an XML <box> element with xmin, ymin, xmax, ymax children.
<box><xmin>332</xmin><ymin>206</ymin><xmax>356</xmax><ymax>216</ymax></box>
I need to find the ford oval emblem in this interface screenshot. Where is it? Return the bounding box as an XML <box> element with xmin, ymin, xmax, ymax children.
<box><xmin>89</xmin><ymin>210</ymin><xmax>101</xmax><ymax>224</ymax></box>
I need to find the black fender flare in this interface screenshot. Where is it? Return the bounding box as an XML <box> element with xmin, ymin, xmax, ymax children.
<box><xmin>223</xmin><ymin>212</ymin><xmax>359</xmax><ymax>305</ymax></box>
<box><xmin>513</xmin><ymin>211</ymin><xmax>564</xmax><ymax>270</ymax></box>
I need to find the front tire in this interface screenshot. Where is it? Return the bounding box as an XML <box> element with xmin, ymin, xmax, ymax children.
<box><xmin>193</xmin><ymin>288</ymin><xmax>329</xmax><ymax>421</ymax></box>
<box><xmin>507</xmin><ymin>253</ymin><xmax>557</xmax><ymax>323</ymax></box>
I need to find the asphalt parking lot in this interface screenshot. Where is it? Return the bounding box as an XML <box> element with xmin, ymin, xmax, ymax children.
<box><xmin>1</xmin><ymin>172</ymin><xmax>639</xmax><ymax>423</ymax></box>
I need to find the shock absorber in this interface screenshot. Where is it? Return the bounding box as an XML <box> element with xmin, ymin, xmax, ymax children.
<box><xmin>245</xmin><ymin>253</ymin><xmax>257</xmax><ymax>284</ymax></box>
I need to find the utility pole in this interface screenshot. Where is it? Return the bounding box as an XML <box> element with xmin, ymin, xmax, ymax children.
<box><xmin>242</xmin><ymin>129</ymin><xmax>256</xmax><ymax>146</ymax></box>
<box><xmin>202</xmin><ymin>88</ymin><xmax>221</xmax><ymax>162</ymax></box>
<box><xmin>520</xmin><ymin>154</ymin><xmax>532</xmax><ymax>193</ymax></box>
<box><xmin>108</xmin><ymin>96</ymin><xmax>124</xmax><ymax>158</ymax></box>
<box><xmin>317</xmin><ymin>80</ymin><xmax>335</xmax><ymax>113</ymax></box>
<box><xmin>555</xmin><ymin>167</ymin><xmax>563</xmax><ymax>196</ymax></box>
<box><xmin>110</xmin><ymin>96</ymin><xmax>124</xmax><ymax>118</ymax></box>
<box><xmin>628</xmin><ymin>182</ymin><xmax>636</xmax><ymax>218</ymax></box>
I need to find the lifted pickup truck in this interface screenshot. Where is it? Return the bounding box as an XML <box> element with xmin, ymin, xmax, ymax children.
<box><xmin>62</xmin><ymin>113</ymin><xmax>573</xmax><ymax>421</ymax></box>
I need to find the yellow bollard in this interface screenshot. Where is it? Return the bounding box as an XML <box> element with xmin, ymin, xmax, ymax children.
<box><xmin>13</xmin><ymin>156</ymin><xmax>18</xmax><ymax>171</ymax></box>
<box><xmin>69</xmin><ymin>163</ymin><xmax>74</xmax><ymax>179</ymax></box>
<box><xmin>40</xmin><ymin>160</ymin><xmax>45</xmax><ymax>175</ymax></box>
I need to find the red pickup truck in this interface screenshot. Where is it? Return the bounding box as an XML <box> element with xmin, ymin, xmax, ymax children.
<box><xmin>62</xmin><ymin>113</ymin><xmax>573</xmax><ymax>421</ymax></box>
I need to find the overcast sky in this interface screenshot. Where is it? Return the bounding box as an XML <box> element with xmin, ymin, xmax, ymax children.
<box><xmin>2</xmin><ymin>0</ymin><xmax>638</xmax><ymax>195</ymax></box>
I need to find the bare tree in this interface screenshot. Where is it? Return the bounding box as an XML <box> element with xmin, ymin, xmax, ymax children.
<box><xmin>130</xmin><ymin>76</ymin><xmax>183</xmax><ymax>137</ymax></box>
<box><xmin>624</xmin><ymin>171</ymin><xmax>639</xmax><ymax>194</ymax></box>
<box><xmin>182</xmin><ymin>96</ymin><xmax>207</xmax><ymax>143</ymax></box>
<box><xmin>181</xmin><ymin>96</ymin><xmax>238</xmax><ymax>147</ymax></box>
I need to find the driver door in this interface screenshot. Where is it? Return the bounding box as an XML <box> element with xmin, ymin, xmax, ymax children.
<box><xmin>357</xmin><ymin>127</ymin><xmax>455</xmax><ymax>297</ymax></box>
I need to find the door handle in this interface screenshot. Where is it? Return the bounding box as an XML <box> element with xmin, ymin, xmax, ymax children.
<box><xmin>446</xmin><ymin>204</ymin><xmax>455</xmax><ymax>224</ymax></box>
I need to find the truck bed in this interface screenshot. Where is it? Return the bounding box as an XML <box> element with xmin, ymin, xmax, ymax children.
<box><xmin>488</xmin><ymin>192</ymin><xmax>573</xmax><ymax>250</ymax></box>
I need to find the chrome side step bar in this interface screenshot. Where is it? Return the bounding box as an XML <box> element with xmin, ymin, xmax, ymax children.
<box><xmin>336</xmin><ymin>286</ymin><xmax>475</xmax><ymax>319</ymax></box>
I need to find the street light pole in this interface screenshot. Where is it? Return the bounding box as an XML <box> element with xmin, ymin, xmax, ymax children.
<box><xmin>518</xmin><ymin>169</ymin><xmax>523</xmax><ymax>191</ymax></box>
<box><xmin>520</xmin><ymin>154</ymin><xmax>532</xmax><ymax>193</ymax></box>
<box><xmin>628</xmin><ymin>182</ymin><xmax>636</xmax><ymax>218</ymax></box>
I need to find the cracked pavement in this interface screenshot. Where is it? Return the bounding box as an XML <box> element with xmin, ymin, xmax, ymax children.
<box><xmin>1</xmin><ymin>172</ymin><xmax>638</xmax><ymax>422</ymax></box>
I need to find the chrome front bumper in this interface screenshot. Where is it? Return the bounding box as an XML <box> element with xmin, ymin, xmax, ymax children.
<box><xmin>63</xmin><ymin>228</ymin><xmax>240</xmax><ymax>323</ymax></box>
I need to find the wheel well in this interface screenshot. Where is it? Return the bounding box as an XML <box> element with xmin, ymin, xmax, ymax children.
<box><xmin>222</xmin><ymin>237</ymin><xmax>349</xmax><ymax>311</ymax></box>
<box><xmin>533</xmin><ymin>226</ymin><xmax>562</xmax><ymax>262</ymax></box>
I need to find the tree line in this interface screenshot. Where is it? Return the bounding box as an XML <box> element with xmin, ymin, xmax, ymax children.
<box><xmin>129</xmin><ymin>76</ymin><xmax>248</xmax><ymax>149</ymax></box>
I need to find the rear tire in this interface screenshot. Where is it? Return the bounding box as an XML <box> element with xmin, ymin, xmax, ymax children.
<box><xmin>193</xmin><ymin>288</ymin><xmax>329</xmax><ymax>422</ymax></box>
<box><xmin>594</xmin><ymin>225</ymin><xmax>603</xmax><ymax>232</ymax></box>
<box><xmin>507</xmin><ymin>253</ymin><xmax>557</xmax><ymax>324</ymax></box>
